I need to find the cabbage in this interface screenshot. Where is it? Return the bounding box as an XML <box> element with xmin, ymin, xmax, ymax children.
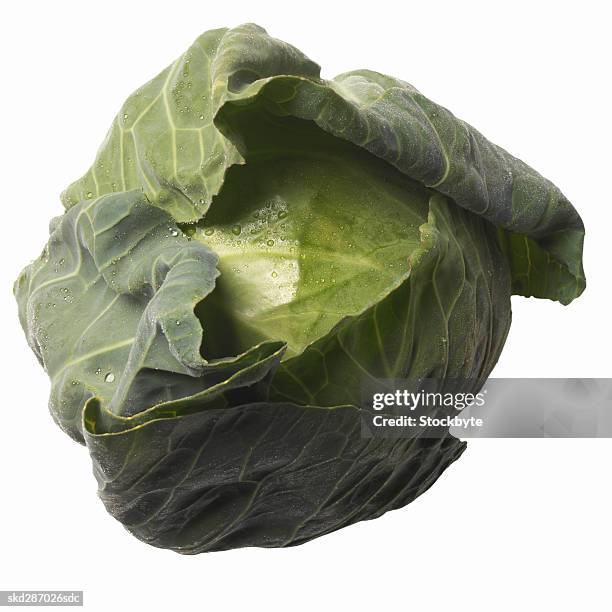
<box><xmin>15</xmin><ymin>24</ymin><xmax>585</xmax><ymax>553</ymax></box>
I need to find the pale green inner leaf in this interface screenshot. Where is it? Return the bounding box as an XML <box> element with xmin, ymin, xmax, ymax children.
<box><xmin>192</xmin><ymin>113</ymin><xmax>431</xmax><ymax>358</ymax></box>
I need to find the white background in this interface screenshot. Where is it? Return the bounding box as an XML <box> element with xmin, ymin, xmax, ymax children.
<box><xmin>1</xmin><ymin>1</ymin><xmax>610</xmax><ymax>610</ymax></box>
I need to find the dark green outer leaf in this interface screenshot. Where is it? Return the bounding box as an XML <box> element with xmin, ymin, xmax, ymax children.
<box><xmin>84</xmin><ymin>399</ymin><xmax>465</xmax><ymax>553</ymax></box>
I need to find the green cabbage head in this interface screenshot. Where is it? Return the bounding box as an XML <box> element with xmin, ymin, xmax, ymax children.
<box><xmin>15</xmin><ymin>24</ymin><xmax>585</xmax><ymax>553</ymax></box>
